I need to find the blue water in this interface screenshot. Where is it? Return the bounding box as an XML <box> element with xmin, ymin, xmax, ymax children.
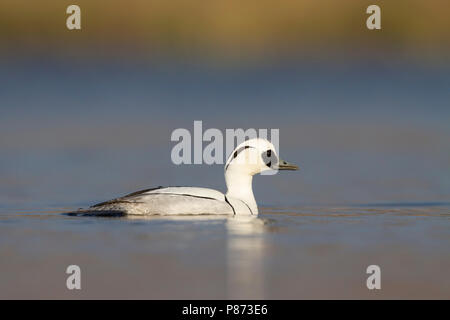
<box><xmin>0</xmin><ymin>56</ymin><xmax>449</xmax><ymax>298</ymax></box>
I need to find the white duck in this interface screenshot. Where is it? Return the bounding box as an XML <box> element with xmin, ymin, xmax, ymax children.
<box><xmin>79</xmin><ymin>138</ymin><xmax>298</xmax><ymax>216</ymax></box>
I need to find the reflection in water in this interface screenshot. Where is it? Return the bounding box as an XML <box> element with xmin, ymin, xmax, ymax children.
<box><xmin>125</xmin><ymin>213</ymin><xmax>268</xmax><ymax>299</ymax></box>
<box><xmin>2</xmin><ymin>207</ymin><xmax>450</xmax><ymax>299</ymax></box>
<box><xmin>101</xmin><ymin>213</ymin><xmax>269</xmax><ymax>298</ymax></box>
<box><xmin>226</xmin><ymin>216</ymin><xmax>267</xmax><ymax>299</ymax></box>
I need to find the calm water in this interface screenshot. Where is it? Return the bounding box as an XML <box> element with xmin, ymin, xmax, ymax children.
<box><xmin>0</xmin><ymin>57</ymin><xmax>449</xmax><ymax>298</ymax></box>
<box><xmin>0</xmin><ymin>205</ymin><xmax>449</xmax><ymax>299</ymax></box>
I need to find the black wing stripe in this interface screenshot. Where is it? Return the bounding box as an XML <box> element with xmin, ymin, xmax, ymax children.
<box><xmin>92</xmin><ymin>191</ymin><xmax>226</xmax><ymax>208</ymax></box>
<box><xmin>91</xmin><ymin>186</ymin><xmax>164</xmax><ymax>207</ymax></box>
<box><xmin>224</xmin><ymin>196</ymin><xmax>236</xmax><ymax>215</ymax></box>
<box><xmin>145</xmin><ymin>192</ymin><xmax>221</xmax><ymax>201</ymax></box>
<box><xmin>241</xmin><ymin>200</ymin><xmax>254</xmax><ymax>215</ymax></box>
<box><xmin>225</xmin><ymin>146</ymin><xmax>254</xmax><ymax>171</ymax></box>
<box><xmin>123</xmin><ymin>186</ymin><xmax>164</xmax><ymax>197</ymax></box>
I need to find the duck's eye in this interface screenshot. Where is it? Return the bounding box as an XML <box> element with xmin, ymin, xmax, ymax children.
<box><xmin>261</xmin><ymin>149</ymin><xmax>277</xmax><ymax>168</ymax></box>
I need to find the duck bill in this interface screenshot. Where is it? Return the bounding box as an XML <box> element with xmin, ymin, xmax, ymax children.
<box><xmin>277</xmin><ymin>159</ymin><xmax>299</xmax><ymax>171</ymax></box>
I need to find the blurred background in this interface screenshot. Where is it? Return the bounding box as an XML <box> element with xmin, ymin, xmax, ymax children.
<box><xmin>1</xmin><ymin>0</ymin><xmax>450</xmax><ymax>300</ymax></box>
<box><xmin>0</xmin><ymin>0</ymin><xmax>449</xmax><ymax>210</ymax></box>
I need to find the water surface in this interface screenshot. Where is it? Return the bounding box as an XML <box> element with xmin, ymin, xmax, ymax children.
<box><xmin>0</xmin><ymin>58</ymin><xmax>449</xmax><ymax>299</ymax></box>
<box><xmin>0</xmin><ymin>204</ymin><xmax>449</xmax><ymax>299</ymax></box>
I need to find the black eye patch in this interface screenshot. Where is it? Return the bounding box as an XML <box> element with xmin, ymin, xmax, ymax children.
<box><xmin>261</xmin><ymin>150</ymin><xmax>278</xmax><ymax>168</ymax></box>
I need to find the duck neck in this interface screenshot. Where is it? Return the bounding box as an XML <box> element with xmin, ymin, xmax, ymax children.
<box><xmin>225</xmin><ymin>169</ymin><xmax>258</xmax><ymax>214</ymax></box>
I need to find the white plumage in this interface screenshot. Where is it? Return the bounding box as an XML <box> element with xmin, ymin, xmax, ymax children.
<box><xmin>76</xmin><ymin>138</ymin><xmax>298</xmax><ymax>216</ymax></box>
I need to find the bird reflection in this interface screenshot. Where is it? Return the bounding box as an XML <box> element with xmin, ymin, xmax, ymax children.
<box><xmin>85</xmin><ymin>213</ymin><xmax>268</xmax><ymax>298</ymax></box>
<box><xmin>226</xmin><ymin>216</ymin><xmax>267</xmax><ymax>299</ymax></box>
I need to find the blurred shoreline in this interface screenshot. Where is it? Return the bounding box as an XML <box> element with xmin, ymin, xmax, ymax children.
<box><xmin>1</xmin><ymin>1</ymin><xmax>449</xmax><ymax>63</ymax></box>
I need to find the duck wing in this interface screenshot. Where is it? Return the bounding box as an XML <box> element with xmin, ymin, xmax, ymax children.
<box><xmin>88</xmin><ymin>186</ymin><xmax>234</xmax><ymax>215</ymax></box>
